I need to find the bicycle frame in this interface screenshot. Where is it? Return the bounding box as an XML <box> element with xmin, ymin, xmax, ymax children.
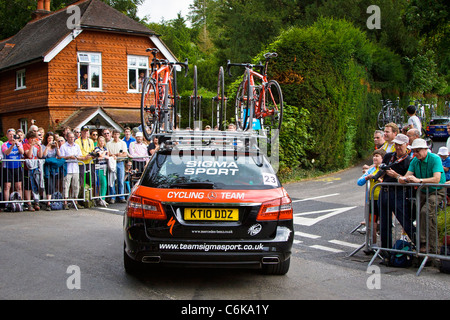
<box><xmin>142</xmin><ymin>49</ymin><xmax>188</xmax><ymax>133</ymax></box>
<box><xmin>227</xmin><ymin>53</ymin><xmax>283</xmax><ymax>134</ymax></box>
<box><xmin>151</xmin><ymin>63</ymin><xmax>175</xmax><ymax>113</ymax></box>
<box><xmin>245</xmin><ymin>68</ymin><xmax>278</xmax><ymax>119</ymax></box>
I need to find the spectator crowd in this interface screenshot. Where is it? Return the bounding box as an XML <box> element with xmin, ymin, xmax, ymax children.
<box><xmin>1</xmin><ymin>125</ymin><xmax>153</xmax><ymax>212</ymax></box>
<box><xmin>358</xmin><ymin>104</ymin><xmax>450</xmax><ymax>263</ymax></box>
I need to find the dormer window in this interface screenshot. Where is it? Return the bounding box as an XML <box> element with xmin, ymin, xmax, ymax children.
<box><xmin>16</xmin><ymin>69</ymin><xmax>26</xmax><ymax>90</ymax></box>
<box><xmin>77</xmin><ymin>52</ymin><xmax>102</xmax><ymax>91</ymax></box>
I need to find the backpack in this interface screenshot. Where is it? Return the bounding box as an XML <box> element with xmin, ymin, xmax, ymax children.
<box><xmin>390</xmin><ymin>240</ymin><xmax>413</xmax><ymax>268</ymax></box>
<box><xmin>50</xmin><ymin>191</ymin><xmax>64</xmax><ymax>210</ymax></box>
<box><xmin>9</xmin><ymin>191</ymin><xmax>24</xmax><ymax>212</ymax></box>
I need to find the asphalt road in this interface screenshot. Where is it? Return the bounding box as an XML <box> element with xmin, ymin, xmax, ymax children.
<box><xmin>1</xmin><ymin>160</ymin><xmax>450</xmax><ymax>302</ymax></box>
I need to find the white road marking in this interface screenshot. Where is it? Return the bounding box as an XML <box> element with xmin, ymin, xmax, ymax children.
<box><xmin>292</xmin><ymin>193</ymin><xmax>340</xmax><ymax>203</ymax></box>
<box><xmin>328</xmin><ymin>240</ymin><xmax>361</xmax><ymax>249</ymax></box>
<box><xmin>309</xmin><ymin>245</ymin><xmax>344</xmax><ymax>253</ymax></box>
<box><xmin>293</xmin><ymin>206</ymin><xmax>356</xmax><ymax>226</ymax></box>
<box><xmin>295</xmin><ymin>231</ymin><xmax>321</xmax><ymax>239</ymax></box>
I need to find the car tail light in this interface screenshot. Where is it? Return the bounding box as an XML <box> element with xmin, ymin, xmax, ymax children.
<box><xmin>257</xmin><ymin>196</ymin><xmax>293</xmax><ymax>221</ymax></box>
<box><xmin>127</xmin><ymin>196</ymin><xmax>166</xmax><ymax>220</ymax></box>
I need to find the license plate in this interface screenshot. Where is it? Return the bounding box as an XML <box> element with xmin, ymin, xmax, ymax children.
<box><xmin>437</xmin><ymin>128</ymin><xmax>445</xmax><ymax>131</ymax></box>
<box><xmin>184</xmin><ymin>208</ymin><xmax>239</xmax><ymax>221</ymax></box>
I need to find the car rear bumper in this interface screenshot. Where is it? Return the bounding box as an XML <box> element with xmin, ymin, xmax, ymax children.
<box><xmin>124</xmin><ymin>225</ymin><xmax>293</xmax><ymax>268</ymax></box>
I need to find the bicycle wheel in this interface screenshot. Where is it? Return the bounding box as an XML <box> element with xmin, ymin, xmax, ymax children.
<box><xmin>377</xmin><ymin>111</ymin><xmax>385</xmax><ymax>129</ymax></box>
<box><xmin>235</xmin><ymin>70</ymin><xmax>253</xmax><ymax>131</ymax></box>
<box><xmin>261</xmin><ymin>80</ymin><xmax>283</xmax><ymax>141</ymax></box>
<box><xmin>170</xmin><ymin>68</ymin><xmax>178</xmax><ymax>130</ymax></box>
<box><xmin>214</xmin><ymin>66</ymin><xmax>225</xmax><ymax>130</ymax></box>
<box><xmin>243</xmin><ymin>70</ymin><xmax>253</xmax><ymax>131</ymax></box>
<box><xmin>141</xmin><ymin>78</ymin><xmax>159</xmax><ymax>141</ymax></box>
<box><xmin>190</xmin><ymin>65</ymin><xmax>200</xmax><ymax>128</ymax></box>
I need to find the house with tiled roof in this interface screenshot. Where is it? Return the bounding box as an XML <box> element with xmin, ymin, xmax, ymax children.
<box><xmin>0</xmin><ymin>0</ymin><xmax>177</xmax><ymax>134</ymax></box>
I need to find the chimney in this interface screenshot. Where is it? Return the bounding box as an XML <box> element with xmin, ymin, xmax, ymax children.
<box><xmin>44</xmin><ymin>0</ymin><xmax>51</xmax><ymax>11</ymax></box>
<box><xmin>32</xmin><ymin>0</ymin><xmax>51</xmax><ymax>20</ymax></box>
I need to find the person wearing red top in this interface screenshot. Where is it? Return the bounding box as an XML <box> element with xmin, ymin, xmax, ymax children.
<box><xmin>23</xmin><ymin>131</ymin><xmax>43</xmax><ymax>211</ymax></box>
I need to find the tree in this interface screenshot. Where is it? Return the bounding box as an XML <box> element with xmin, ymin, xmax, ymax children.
<box><xmin>0</xmin><ymin>0</ymin><xmax>35</xmax><ymax>40</ymax></box>
<box><xmin>212</xmin><ymin>0</ymin><xmax>302</xmax><ymax>64</ymax></box>
<box><xmin>0</xmin><ymin>0</ymin><xmax>144</xmax><ymax>40</ymax></box>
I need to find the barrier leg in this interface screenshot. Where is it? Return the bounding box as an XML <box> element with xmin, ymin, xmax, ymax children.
<box><xmin>347</xmin><ymin>243</ymin><xmax>365</xmax><ymax>257</ymax></box>
<box><xmin>368</xmin><ymin>248</ymin><xmax>381</xmax><ymax>267</ymax></box>
<box><xmin>416</xmin><ymin>255</ymin><xmax>428</xmax><ymax>277</ymax></box>
<box><xmin>350</xmin><ymin>223</ymin><xmax>364</xmax><ymax>234</ymax></box>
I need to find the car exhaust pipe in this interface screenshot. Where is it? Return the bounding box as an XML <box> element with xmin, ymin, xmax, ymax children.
<box><xmin>142</xmin><ymin>256</ymin><xmax>161</xmax><ymax>264</ymax></box>
<box><xmin>262</xmin><ymin>257</ymin><xmax>280</xmax><ymax>264</ymax></box>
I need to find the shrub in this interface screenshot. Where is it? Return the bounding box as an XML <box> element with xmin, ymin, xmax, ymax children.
<box><xmin>253</xmin><ymin>18</ymin><xmax>389</xmax><ymax>171</ymax></box>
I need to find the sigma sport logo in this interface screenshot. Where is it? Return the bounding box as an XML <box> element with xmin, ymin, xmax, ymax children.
<box><xmin>167</xmin><ymin>191</ymin><xmax>245</xmax><ymax>200</ymax></box>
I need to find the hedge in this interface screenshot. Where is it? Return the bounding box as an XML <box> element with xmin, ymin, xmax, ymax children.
<box><xmin>253</xmin><ymin>17</ymin><xmax>397</xmax><ymax>172</ymax></box>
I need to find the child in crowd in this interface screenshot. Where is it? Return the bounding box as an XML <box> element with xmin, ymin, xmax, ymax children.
<box><xmin>438</xmin><ymin>147</ymin><xmax>450</xmax><ymax>182</ymax></box>
<box><xmin>357</xmin><ymin>148</ymin><xmax>387</xmax><ymax>247</ymax></box>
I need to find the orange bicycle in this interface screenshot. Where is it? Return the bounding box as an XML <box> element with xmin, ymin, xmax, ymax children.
<box><xmin>227</xmin><ymin>53</ymin><xmax>283</xmax><ymax>139</ymax></box>
<box><xmin>141</xmin><ymin>48</ymin><xmax>188</xmax><ymax>141</ymax></box>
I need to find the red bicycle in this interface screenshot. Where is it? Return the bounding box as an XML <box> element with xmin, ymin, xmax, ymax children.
<box><xmin>227</xmin><ymin>53</ymin><xmax>283</xmax><ymax>140</ymax></box>
<box><xmin>141</xmin><ymin>48</ymin><xmax>188</xmax><ymax>141</ymax></box>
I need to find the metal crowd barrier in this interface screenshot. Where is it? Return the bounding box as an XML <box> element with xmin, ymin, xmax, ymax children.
<box><xmin>0</xmin><ymin>158</ymin><xmax>85</xmax><ymax>210</ymax></box>
<box><xmin>0</xmin><ymin>156</ymin><xmax>150</xmax><ymax>211</ymax></box>
<box><xmin>90</xmin><ymin>156</ymin><xmax>149</xmax><ymax>204</ymax></box>
<box><xmin>360</xmin><ymin>182</ymin><xmax>450</xmax><ymax>276</ymax></box>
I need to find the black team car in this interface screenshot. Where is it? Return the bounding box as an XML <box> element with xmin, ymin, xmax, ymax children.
<box><xmin>123</xmin><ymin>131</ymin><xmax>293</xmax><ymax>275</ymax></box>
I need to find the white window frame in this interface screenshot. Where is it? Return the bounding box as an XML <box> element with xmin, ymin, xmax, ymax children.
<box><xmin>77</xmin><ymin>52</ymin><xmax>102</xmax><ymax>91</ymax></box>
<box><xmin>19</xmin><ymin>118</ymin><xmax>28</xmax><ymax>133</ymax></box>
<box><xmin>16</xmin><ymin>69</ymin><xmax>26</xmax><ymax>90</ymax></box>
<box><xmin>127</xmin><ymin>55</ymin><xmax>149</xmax><ymax>93</ymax></box>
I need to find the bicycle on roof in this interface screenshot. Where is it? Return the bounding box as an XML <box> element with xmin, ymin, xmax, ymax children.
<box><xmin>227</xmin><ymin>52</ymin><xmax>283</xmax><ymax>142</ymax></box>
<box><xmin>211</xmin><ymin>66</ymin><xmax>227</xmax><ymax>131</ymax></box>
<box><xmin>377</xmin><ymin>97</ymin><xmax>404</xmax><ymax>129</ymax></box>
<box><xmin>189</xmin><ymin>65</ymin><xmax>202</xmax><ymax>130</ymax></box>
<box><xmin>140</xmin><ymin>48</ymin><xmax>188</xmax><ymax>141</ymax></box>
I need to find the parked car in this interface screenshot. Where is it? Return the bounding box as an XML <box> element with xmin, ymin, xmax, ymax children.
<box><xmin>426</xmin><ymin>117</ymin><xmax>450</xmax><ymax>140</ymax></box>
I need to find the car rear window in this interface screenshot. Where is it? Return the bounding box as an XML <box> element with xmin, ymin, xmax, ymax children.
<box><xmin>430</xmin><ymin>119</ymin><xmax>449</xmax><ymax>125</ymax></box>
<box><xmin>140</xmin><ymin>152</ymin><xmax>281</xmax><ymax>190</ymax></box>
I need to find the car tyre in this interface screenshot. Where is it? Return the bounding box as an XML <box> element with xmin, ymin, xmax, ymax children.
<box><xmin>124</xmin><ymin>244</ymin><xmax>143</xmax><ymax>274</ymax></box>
<box><xmin>262</xmin><ymin>257</ymin><xmax>290</xmax><ymax>275</ymax></box>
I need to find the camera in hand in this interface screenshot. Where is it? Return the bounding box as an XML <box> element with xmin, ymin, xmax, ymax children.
<box><xmin>378</xmin><ymin>163</ymin><xmax>393</xmax><ymax>171</ymax></box>
<box><xmin>14</xmin><ymin>134</ymin><xmax>20</xmax><ymax>140</ymax></box>
<box><xmin>89</xmin><ymin>151</ymin><xmax>100</xmax><ymax>158</ymax></box>
<box><xmin>373</xmin><ymin>163</ymin><xmax>393</xmax><ymax>181</ymax></box>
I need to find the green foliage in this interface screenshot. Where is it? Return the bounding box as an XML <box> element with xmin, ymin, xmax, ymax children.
<box><xmin>0</xmin><ymin>0</ymin><xmax>144</xmax><ymax>40</ymax></box>
<box><xmin>3</xmin><ymin>0</ymin><xmax>448</xmax><ymax>177</ymax></box>
<box><xmin>0</xmin><ymin>0</ymin><xmax>36</xmax><ymax>40</ymax></box>
<box><xmin>437</xmin><ymin>207</ymin><xmax>450</xmax><ymax>244</ymax></box>
<box><xmin>403</xmin><ymin>46</ymin><xmax>448</xmax><ymax>95</ymax></box>
<box><xmin>278</xmin><ymin>104</ymin><xmax>311</xmax><ymax>170</ymax></box>
<box><xmin>258</xmin><ymin>18</ymin><xmax>386</xmax><ymax>171</ymax></box>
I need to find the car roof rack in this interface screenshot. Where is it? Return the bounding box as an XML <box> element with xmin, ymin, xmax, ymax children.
<box><xmin>153</xmin><ymin>129</ymin><xmax>271</xmax><ymax>154</ymax></box>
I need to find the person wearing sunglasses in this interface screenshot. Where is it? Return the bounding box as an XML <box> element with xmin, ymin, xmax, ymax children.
<box><xmin>91</xmin><ymin>130</ymin><xmax>99</xmax><ymax>147</ymax></box>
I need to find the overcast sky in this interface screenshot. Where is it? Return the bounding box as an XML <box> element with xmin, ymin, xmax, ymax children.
<box><xmin>137</xmin><ymin>0</ymin><xmax>194</xmax><ymax>24</ymax></box>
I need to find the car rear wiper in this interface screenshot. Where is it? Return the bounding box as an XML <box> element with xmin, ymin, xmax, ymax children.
<box><xmin>169</xmin><ymin>182</ymin><xmax>217</xmax><ymax>189</ymax></box>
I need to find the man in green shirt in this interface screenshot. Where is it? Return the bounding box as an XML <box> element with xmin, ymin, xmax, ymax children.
<box><xmin>398</xmin><ymin>139</ymin><xmax>445</xmax><ymax>254</ymax></box>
